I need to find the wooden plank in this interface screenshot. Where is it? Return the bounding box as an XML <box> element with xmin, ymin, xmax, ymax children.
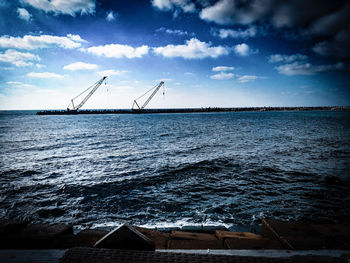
<box><xmin>170</xmin><ymin>231</ymin><xmax>217</xmax><ymax>241</ymax></box>
<box><xmin>215</xmin><ymin>230</ymin><xmax>262</xmax><ymax>240</ymax></box>
<box><xmin>134</xmin><ymin>226</ymin><xmax>170</xmax><ymax>249</ymax></box>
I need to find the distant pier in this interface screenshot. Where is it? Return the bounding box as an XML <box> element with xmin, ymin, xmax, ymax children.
<box><xmin>36</xmin><ymin>106</ymin><xmax>350</xmax><ymax>115</ymax></box>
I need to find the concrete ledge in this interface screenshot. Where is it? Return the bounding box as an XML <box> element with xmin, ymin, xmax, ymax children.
<box><xmin>0</xmin><ymin>249</ymin><xmax>66</xmax><ymax>263</ymax></box>
<box><xmin>59</xmin><ymin>247</ymin><xmax>348</xmax><ymax>263</ymax></box>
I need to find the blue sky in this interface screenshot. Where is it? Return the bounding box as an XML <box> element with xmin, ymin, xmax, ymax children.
<box><xmin>0</xmin><ymin>0</ymin><xmax>349</xmax><ymax>109</ymax></box>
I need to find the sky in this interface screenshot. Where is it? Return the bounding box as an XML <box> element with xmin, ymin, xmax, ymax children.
<box><xmin>0</xmin><ymin>0</ymin><xmax>349</xmax><ymax>110</ymax></box>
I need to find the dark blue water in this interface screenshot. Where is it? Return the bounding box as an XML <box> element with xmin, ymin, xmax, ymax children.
<box><xmin>0</xmin><ymin>110</ymin><xmax>349</xmax><ymax>230</ymax></box>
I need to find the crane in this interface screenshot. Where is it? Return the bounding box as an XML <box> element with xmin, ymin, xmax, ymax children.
<box><xmin>67</xmin><ymin>76</ymin><xmax>107</xmax><ymax>111</ymax></box>
<box><xmin>132</xmin><ymin>81</ymin><xmax>165</xmax><ymax>110</ymax></box>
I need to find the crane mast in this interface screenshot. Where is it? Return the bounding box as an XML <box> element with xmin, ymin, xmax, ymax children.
<box><xmin>68</xmin><ymin>76</ymin><xmax>107</xmax><ymax>111</ymax></box>
<box><xmin>132</xmin><ymin>81</ymin><xmax>164</xmax><ymax>110</ymax></box>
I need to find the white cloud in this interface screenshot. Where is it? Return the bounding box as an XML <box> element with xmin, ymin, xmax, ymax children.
<box><xmin>83</xmin><ymin>44</ymin><xmax>149</xmax><ymax>59</ymax></box>
<box><xmin>0</xmin><ymin>34</ymin><xmax>86</xmax><ymax>50</ymax></box>
<box><xmin>98</xmin><ymin>69</ymin><xmax>128</xmax><ymax>76</ymax></box>
<box><xmin>268</xmin><ymin>54</ymin><xmax>308</xmax><ymax>63</ymax></box>
<box><xmin>199</xmin><ymin>0</ymin><xmax>238</xmax><ymax>24</ymax></box>
<box><xmin>212</xmin><ymin>66</ymin><xmax>234</xmax><ymax>71</ymax></box>
<box><xmin>210</xmin><ymin>72</ymin><xmax>234</xmax><ymax>80</ymax></box>
<box><xmin>151</xmin><ymin>0</ymin><xmax>195</xmax><ymax>13</ymax></box>
<box><xmin>7</xmin><ymin>81</ymin><xmax>37</xmax><ymax>89</ymax></box>
<box><xmin>27</xmin><ymin>72</ymin><xmax>64</xmax><ymax>78</ymax></box>
<box><xmin>106</xmin><ymin>10</ymin><xmax>116</xmax><ymax>21</ymax></box>
<box><xmin>275</xmin><ymin>61</ymin><xmax>345</xmax><ymax>75</ymax></box>
<box><xmin>156</xmin><ymin>27</ymin><xmax>193</xmax><ymax>36</ymax></box>
<box><xmin>199</xmin><ymin>0</ymin><xmax>272</xmax><ymax>25</ymax></box>
<box><xmin>234</xmin><ymin>43</ymin><xmax>250</xmax><ymax>56</ymax></box>
<box><xmin>17</xmin><ymin>8</ymin><xmax>31</xmax><ymax>21</ymax></box>
<box><xmin>66</xmin><ymin>34</ymin><xmax>87</xmax><ymax>43</ymax></box>
<box><xmin>0</xmin><ymin>49</ymin><xmax>40</xmax><ymax>67</ymax></box>
<box><xmin>21</xmin><ymin>0</ymin><xmax>95</xmax><ymax>16</ymax></box>
<box><xmin>236</xmin><ymin>75</ymin><xmax>258</xmax><ymax>83</ymax></box>
<box><xmin>212</xmin><ymin>26</ymin><xmax>257</xmax><ymax>39</ymax></box>
<box><xmin>63</xmin><ymin>62</ymin><xmax>98</xmax><ymax>71</ymax></box>
<box><xmin>184</xmin><ymin>72</ymin><xmax>195</xmax><ymax>76</ymax></box>
<box><xmin>153</xmin><ymin>38</ymin><xmax>229</xmax><ymax>59</ymax></box>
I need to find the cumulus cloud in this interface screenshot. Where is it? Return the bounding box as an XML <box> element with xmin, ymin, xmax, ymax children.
<box><xmin>27</xmin><ymin>72</ymin><xmax>64</xmax><ymax>78</ymax></box>
<box><xmin>210</xmin><ymin>72</ymin><xmax>234</xmax><ymax>80</ymax></box>
<box><xmin>0</xmin><ymin>34</ymin><xmax>86</xmax><ymax>50</ymax></box>
<box><xmin>210</xmin><ymin>65</ymin><xmax>264</xmax><ymax>82</ymax></box>
<box><xmin>17</xmin><ymin>8</ymin><xmax>31</xmax><ymax>21</ymax></box>
<box><xmin>199</xmin><ymin>0</ymin><xmax>272</xmax><ymax>25</ymax></box>
<box><xmin>66</xmin><ymin>34</ymin><xmax>87</xmax><ymax>43</ymax></box>
<box><xmin>153</xmin><ymin>38</ymin><xmax>229</xmax><ymax>59</ymax></box>
<box><xmin>211</xmin><ymin>26</ymin><xmax>257</xmax><ymax>39</ymax></box>
<box><xmin>268</xmin><ymin>54</ymin><xmax>308</xmax><ymax>63</ymax></box>
<box><xmin>236</xmin><ymin>75</ymin><xmax>260</xmax><ymax>83</ymax></box>
<box><xmin>20</xmin><ymin>0</ymin><xmax>95</xmax><ymax>16</ymax></box>
<box><xmin>106</xmin><ymin>10</ymin><xmax>116</xmax><ymax>21</ymax></box>
<box><xmin>151</xmin><ymin>0</ymin><xmax>195</xmax><ymax>13</ymax></box>
<box><xmin>154</xmin><ymin>0</ymin><xmax>349</xmax><ymax>58</ymax></box>
<box><xmin>198</xmin><ymin>0</ymin><xmax>346</xmax><ymax>29</ymax></box>
<box><xmin>83</xmin><ymin>44</ymin><xmax>149</xmax><ymax>59</ymax></box>
<box><xmin>0</xmin><ymin>49</ymin><xmax>40</xmax><ymax>67</ymax></box>
<box><xmin>212</xmin><ymin>66</ymin><xmax>234</xmax><ymax>71</ymax></box>
<box><xmin>234</xmin><ymin>43</ymin><xmax>250</xmax><ymax>56</ymax></box>
<box><xmin>98</xmin><ymin>69</ymin><xmax>128</xmax><ymax>76</ymax></box>
<box><xmin>63</xmin><ymin>62</ymin><xmax>98</xmax><ymax>71</ymax></box>
<box><xmin>198</xmin><ymin>0</ymin><xmax>350</xmax><ymax>57</ymax></box>
<box><xmin>275</xmin><ymin>61</ymin><xmax>345</xmax><ymax>75</ymax></box>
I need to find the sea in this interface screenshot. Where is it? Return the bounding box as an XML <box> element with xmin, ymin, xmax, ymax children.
<box><xmin>0</xmin><ymin>110</ymin><xmax>349</xmax><ymax>231</ymax></box>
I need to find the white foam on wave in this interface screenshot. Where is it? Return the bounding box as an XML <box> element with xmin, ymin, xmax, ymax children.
<box><xmin>90</xmin><ymin>218</ymin><xmax>233</xmax><ymax>230</ymax></box>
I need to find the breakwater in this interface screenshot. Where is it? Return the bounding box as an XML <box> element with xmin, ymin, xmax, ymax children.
<box><xmin>36</xmin><ymin>106</ymin><xmax>350</xmax><ymax>115</ymax></box>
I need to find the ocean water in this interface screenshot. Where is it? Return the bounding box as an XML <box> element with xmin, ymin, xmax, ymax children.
<box><xmin>0</xmin><ymin>110</ymin><xmax>349</xmax><ymax>230</ymax></box>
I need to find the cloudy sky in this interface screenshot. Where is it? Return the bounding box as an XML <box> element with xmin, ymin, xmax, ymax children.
<box><xmin>0</xmin><ymin>0</ymin><xmax>349</xmax><ymax>110</ymax></box>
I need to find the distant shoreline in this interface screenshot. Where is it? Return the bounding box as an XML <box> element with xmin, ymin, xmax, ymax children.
<box><xmin>36</xmin><ymin>106</ymin><xmax>350</xmax><ymax>115</ymax></box>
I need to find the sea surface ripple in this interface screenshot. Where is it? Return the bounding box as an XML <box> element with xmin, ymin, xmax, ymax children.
<box><xmin>0</xmin><ymin>110</ymin><xmax>349</xmax><ymax>230</ymax></box>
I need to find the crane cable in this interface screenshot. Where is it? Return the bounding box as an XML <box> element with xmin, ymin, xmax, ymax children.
<box><xmin>134</xmin><ymin>83</ymin><xmax>161</xmax><ymax>101</ymax></box>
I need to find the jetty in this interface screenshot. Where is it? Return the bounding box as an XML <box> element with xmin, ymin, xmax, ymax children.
<box><xmin>36</xmin><ymin>106</ymin><xmax>350</xmax><ymax>115</ymax></box>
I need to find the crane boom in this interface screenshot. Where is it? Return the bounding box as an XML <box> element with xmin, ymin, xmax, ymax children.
<box><xmin>132</xmin><ymin>81</ymin><xmax>164</xmax><ymax>110</ymax></box>
<box><xmin>68</xmin><ymin>76</ymin><xmax>107</xmax><ymax>111</ymax></box>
